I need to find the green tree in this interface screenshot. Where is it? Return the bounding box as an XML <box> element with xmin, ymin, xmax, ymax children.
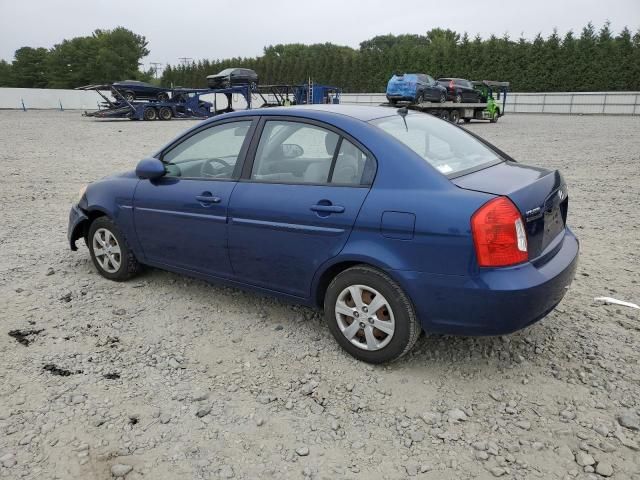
<box><xmin>11</xmin><ymin>47</ymin><xmax>48</xmax><ymax>88</ymax></box>
<box><xmin>0</xmin><ymin>60</ymin><xmax>12</xmax><ymax>86</ymax></box>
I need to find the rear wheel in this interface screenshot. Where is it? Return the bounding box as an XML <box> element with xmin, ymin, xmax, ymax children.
<box><xmin>324</xmin><ymin>266</ymin><xmax>420</xmax><ymax>363</ymax></box>
<box><xmin>454</xmin><ymin>93</ymin><xmax>463</xmax><ymax>103</ymax></box>
<box><xmin>439</xmin><ymin>110</ymin><xmax>449</xmax><ymax>121</ymax></box>
<box><xmin>124</xmin><ymin>91</ymin><xmax>135</xmax><ymax>102</ymax></box>
<box><xmin>463</xmin><ymin>118</ymin><xmax>471</xmax><ymax>123</ymax></box>
<box><xmin>88</xmin><ymin>217</ymin><xmax>140</xmax><ymax>281</ymax></box>
<box><xmin>439</xmin><ymin>92</ymin><xmax>446</xmax><ymax>103</ymax></box>
<box><xmin>449</xmin><ymin>109</ymin><xmax>460</xmax><ymax>123</ymax></box>
<box><xmin>158</xmin><ymin>106</ymin><xmax>172</xmax><ymax>120</ymax></box>
<box><xmin>143</xmin><ymin>107</ymin><xmax>157</xmax><ymax>121</ymax></box>
<box><xmin>157</xmin><ymin>92</ymin><xmax>169</xmax><ymax>102</ymax></box>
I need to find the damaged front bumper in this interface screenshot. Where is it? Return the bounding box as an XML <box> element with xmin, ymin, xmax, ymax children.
<box><xmin>67</xmin><ymin>204</ymin><xmax>88</xmax><ymax>251</ymax></box>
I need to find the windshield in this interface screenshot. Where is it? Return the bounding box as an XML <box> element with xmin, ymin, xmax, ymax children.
<box><xmin>370</xmin><ymin>113</ymin><xmax>502</xmax><ymax>176</ymax></box>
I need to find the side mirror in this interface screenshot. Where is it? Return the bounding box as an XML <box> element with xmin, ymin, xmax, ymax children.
<box><xmin>281</xmin><ymin>143</ymin><xmax>304</xmax><ymax>159</ymax></box>
<box><xmin>136</xmin><ymin>157</ymin><xmax>165</xmax><ymax>180</ymax></box>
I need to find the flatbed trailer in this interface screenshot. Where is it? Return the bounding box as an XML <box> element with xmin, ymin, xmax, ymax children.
<box><xmin>381</xmin><ymin>80</ymin><xmax>510</xmax><ymax>124</ymax></box>
<box><xmin>78</xmin><ymin>84</ymin><xmax>252</xmax><ymax>121</ymax></box>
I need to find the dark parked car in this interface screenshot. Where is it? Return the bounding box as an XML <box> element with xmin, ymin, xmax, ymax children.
<box><xmin>68</xmin><ymin>105</ymin><xmax>578</xmax><ymax>363</ymax></box>
<box><xmin>207</xmin><ymin>68</ymin><xmax>259</xmax><ymax>89</ymax></box>
<box><xmin>112</xmin><ymin>80</ymin><xmax>171</xmax><ymax>102</ymax></box>
<box><xmin>437</xmin><ymin>78</ymin><xmax>481</xmax><ymax>103</ymax></box>
<box><xmin>386</xmin><ymin>73</ymin><xmax>447</xmax><ymax>104</ymax></box>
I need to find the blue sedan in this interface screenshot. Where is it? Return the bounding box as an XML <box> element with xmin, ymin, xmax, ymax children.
<box><xmin>68</xmin><ymin>105</ymin><xmax>579</xmax><ymax>363</ymax></box>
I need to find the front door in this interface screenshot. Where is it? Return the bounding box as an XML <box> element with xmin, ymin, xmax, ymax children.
<box><xmin>133</xmin><ymin>119</ymin><xmax>254</xmax><ymax>277</ymax></box>
<box><xmin>228</xmin><ymin>119</ymin><xmax>375</xmax><ymax>297</ymax></box>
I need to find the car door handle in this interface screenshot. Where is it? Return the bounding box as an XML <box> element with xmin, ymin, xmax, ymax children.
<box><xmin>195</xmin><ymin>195</ymin><xmax>221</xmax><ymax>204</ymax></box>
<box><xmin>311</xmin><ymin>204</ymin><xmax>345</xmax><ymax>213</ymax></box>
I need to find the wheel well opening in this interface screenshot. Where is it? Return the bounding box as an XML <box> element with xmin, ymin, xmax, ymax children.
<box><xmin>314</xmin><ymin>261</ymin><xmax>362</xmax><ymax>308</ymax></box>
<box><xmin>83</xmin><ymin>210</ymin><xmax>107</xmax><ymax>240</ymax></box>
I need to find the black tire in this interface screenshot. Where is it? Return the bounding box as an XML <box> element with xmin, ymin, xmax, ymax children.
<box><xmin>158</xmin><ymin>106</ymin><xmax>172</xmax><ymax>120</ymax></box>
<box><xmin>449</xmin><ymin>109</ymin><xmax>460</xmax><ymax>123</ymax></box>
<box><xmin>439</xmin><ymin>92</ymin><xmax>446</xmax><ymax>103</ymax></box>
<box><xmin>490</xmin><ymin>109</ymin><xmax>500</xmax><ymax>123</ymax></box>
<box><xmin>88</xmin><ymin>217</ymin><xmax>140</xmax><ymax>282</ymax></box>
<box><xmin>389</xmin><ymin>99</ymin><xmax>397</xmax><ymax>106</ymax></box>
<box><xmin>157</xmin><ymin>92</ymin><xmax>169</xmax><ymax>102</ymax></box>
<box><xmin>454</xmin><ymin>93</ymin><xmax>463</xmax><ymax>103</ymax></box>
<box><xmin>463</xmin><ymin>118</ymin><xmax>471</xmax><ymax>123</ymax></box>
<box><xmin>324</xmin><ymin>265</ymin><xmax>421</xmax><ymax>363</ymax></box>
<box><xmin>143</xmin><ymin>107</ymin><xmax>157</xmax><ymax>121</ymax></box>
<box><xmin>439</xmin><ymin>110</ymin><xmax>449</xmax><ymax>121</ymax></box>
<box><xmin>124</xmin><ymin>91</ymin><xmax>135</xmax><ymax>102</ymax></box>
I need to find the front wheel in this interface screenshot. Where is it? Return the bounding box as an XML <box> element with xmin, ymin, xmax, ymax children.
<box><xmin>454</xmin><ymin>93</ymin><xmax>463</xmax><ymax>103</ymax></box>
<box><xmin>439</xmin><ymin>92</ymin><xmax>446</xmax><ymax>103</ymax></box>
<box><xmin>324</xmin><ymin>266</ymin><xmax>421</xmax><ymax>363</ymax></box>
<box><xmin>88</xmin><ymin>217</ymin><xmax>140</xmax><ymax>281</ymax></box>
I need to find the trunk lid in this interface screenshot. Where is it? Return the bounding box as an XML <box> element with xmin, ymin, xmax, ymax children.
<box><xmin>452</xmin><ymin>161</ymin><xmax>568</xmax><ymax>259</ymax></box>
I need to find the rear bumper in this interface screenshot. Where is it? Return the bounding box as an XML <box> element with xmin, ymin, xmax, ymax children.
<box><xmin>68</xmin><ymin>204</ymin><xmax>88</xmax><ymax>251</ymax></box>
<box><xmin>386</xmin><ymin>94</ymin><xmax>417</xmax><ymax>102</ymax></box>
<box><xmin>394</xmin><ymin>228</ymin><xmax>579</xmax><ymax>335</ymax></box>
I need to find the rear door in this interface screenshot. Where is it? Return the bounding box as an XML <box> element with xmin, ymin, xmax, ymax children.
<box><xmin>133</xmin><ymin>118</ymin><xmax>255</xmax><ymax>276</ymax></box>
<box><xmin>228</xmin><ymin>117</ymin><xmax>375</xmax><ymax>297</ymax></box>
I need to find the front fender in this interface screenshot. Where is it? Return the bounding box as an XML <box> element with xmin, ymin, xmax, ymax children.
<box><xmin>79</xmin><ymin>171</ymin><xmax>142</xmax><ymax>257</ymax></box>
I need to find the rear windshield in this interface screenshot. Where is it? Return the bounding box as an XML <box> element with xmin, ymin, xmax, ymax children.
<box><xmin>370</xmin><ymin>113</ymin><xmax>502</xmax><ymax>176</ymax></box>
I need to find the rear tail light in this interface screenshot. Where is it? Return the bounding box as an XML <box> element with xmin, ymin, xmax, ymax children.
<box><xmin>471</xmin><ymin>197</ymin><xmax>528</xmax><ymax>267</ymax></box>
<box><xmin>449</xmin><ymin>80</ymin><xmax>455</xmax><ymax>91</ymax></box>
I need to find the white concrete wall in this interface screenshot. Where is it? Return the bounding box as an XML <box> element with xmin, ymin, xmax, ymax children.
<box><xmin>0</xmin><ymin>87</ymin><xmax>110</xmax><ymax>110</ymax></box>
<box><xmin>341</xmin><ymin>91</ymin><xmax>640</xmax><ymax>115</ymax></box>
<box><xmin>2</xmin><ymin>88</ymin><xmax>639</xmax><ymax>115</ymax></box>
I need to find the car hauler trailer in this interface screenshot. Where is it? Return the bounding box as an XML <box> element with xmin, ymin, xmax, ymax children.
<box><xmin>79</xmin><ymin>81</ymin><xmax>341</xmax><ymax>121</ymax></box>
<box><xmin>78</xmin><ymin>84</ymin><xmax>252</xmax><ymax>121</ymax></box>
<box><xmin>381</xmin><ymin>80</ymin><xmax>509</xmax><ymax>124</ymax></box>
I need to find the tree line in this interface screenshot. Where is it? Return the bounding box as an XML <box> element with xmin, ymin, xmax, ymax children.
<box><xmin>0</xmin><ymin>27</ymin><xmax>152</xmax><ymax>89</ymax></box>
<box><xmin>161</xmin><ymin>23</ymin><xmax>640</xmax><ymax>92</ymax></box>
<box><xmin>1</xmin><ymin>23</ymin><xmax>639</xmax><ymax>92</ymax></box>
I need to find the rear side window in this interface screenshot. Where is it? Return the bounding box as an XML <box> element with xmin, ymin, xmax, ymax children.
<box><xmin>331</xmin><ymin>139</ymin><xmax>374</xmax><ymax>185</ymax></box>
<box><xmin>251</xmin><ymin>120</ymin><xmax>375</xmax><ymax>186</ymax></box>
<box><xmin>371</xmin><ymin>113</ymin><xmax>501</xmax><ymax>176</ymax></box>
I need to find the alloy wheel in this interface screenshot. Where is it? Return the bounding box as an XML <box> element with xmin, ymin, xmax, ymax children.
<box><xmin>92</xmin><ymin>228</ymin><xmax>121</xmax><ymax>273</ymax></box>
<box><xmin>335</xmin><ymin>284</ymin><xmax>395</xmax><ymax>351</ymax></box>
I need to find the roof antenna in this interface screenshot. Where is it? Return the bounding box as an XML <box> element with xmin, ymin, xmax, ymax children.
<box><xmin>397</xmin><ymin>106</ymin><xmax>409</xmax><ymax>132</ymax></box>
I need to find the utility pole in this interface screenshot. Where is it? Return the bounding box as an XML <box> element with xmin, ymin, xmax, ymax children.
<box><xmin>178</xmin><ymin>57</ymin><xmax>193</xmax><ymax>67</ymax></box>
<box><xmin>150</xmin><ymin>62</ymin><xmax>163</xmax><ymax>79</ymax></box>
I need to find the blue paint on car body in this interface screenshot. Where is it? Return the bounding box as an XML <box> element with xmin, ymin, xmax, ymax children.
<box><xmin>69</xmin><ymin>105</ymin><xmax>579</xmax><ymax>337</ymax></box>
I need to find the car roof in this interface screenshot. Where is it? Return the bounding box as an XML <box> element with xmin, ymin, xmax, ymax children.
<box><xmin>230</xmin><ymin>104</ymin><xmax>398</xmax><ymax>122</ymax></box>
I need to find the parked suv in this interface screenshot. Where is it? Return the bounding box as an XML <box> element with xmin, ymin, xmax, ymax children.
<box><xmin>207</xmin><ymin>68</ymin><xmax>259</xmax><ymax>89</ymax></box>
<box><xmin>112</xmin><ymin>81</ymin><xmax>171</xmax><ymax>102</ymax></box>
<box><xmin>386</xmin><ymin>73</ymin><xmax>447</xmax><ymax>104</ymax></box>
<box><xmin>437</xmin><ymin>78</ymin><xmax>480</xmax><ymax>103</ymax></box>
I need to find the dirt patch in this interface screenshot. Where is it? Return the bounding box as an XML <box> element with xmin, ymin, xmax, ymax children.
<box><xmin>8</xmin><ymin>329</ymin><xmax>44</xmax><ymax>346</ymax></box>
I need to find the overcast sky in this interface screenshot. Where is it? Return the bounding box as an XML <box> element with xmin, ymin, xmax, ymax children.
<box><xmin>1</xmin><ymin>0</ymin><xmax>638</xmax><ymax>69</ymax></box>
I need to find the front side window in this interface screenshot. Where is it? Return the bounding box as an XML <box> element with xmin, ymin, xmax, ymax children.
<box><xmin>163</xmin><ymin>121</ymin><xmax>252</xmax><ymax>179</ymax></box>
<box><xmin>371</xmin><ymin>113</ymin><xmax>501</xmax><ymax>176</ymax></box>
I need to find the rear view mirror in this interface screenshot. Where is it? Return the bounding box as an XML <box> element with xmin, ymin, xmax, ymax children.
<box><xmin>281</xmin><ymin>143</ymin><xmax>304</xmax><ymax>159</ymax></box>
<box><xmin>136</xmin><ymin>157</ymin><xmax>165</xmax><ymax>180</ymax></box>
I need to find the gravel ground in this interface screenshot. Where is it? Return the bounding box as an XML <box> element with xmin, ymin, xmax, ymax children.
<box><xmin>1</xmin><ymin>111</ymin><xmax>639</xmax><ymax>480</ymax></box>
